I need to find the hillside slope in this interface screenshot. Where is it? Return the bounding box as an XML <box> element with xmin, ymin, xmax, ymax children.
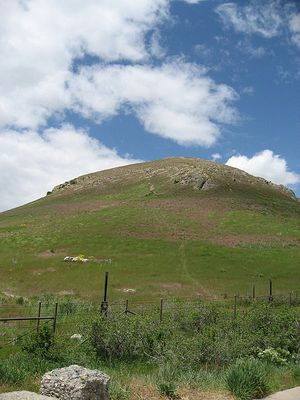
<box><xmin>1</xmin><ymin>158</ymin><xmax>299</xmax><ymax>301</ymax></box>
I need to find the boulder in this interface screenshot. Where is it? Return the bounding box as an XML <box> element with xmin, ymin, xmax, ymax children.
<box><xmin>0</xmin><ymin>392</ymin><xmax>56</xmax><ymax>400</ymax></box>
<box><xmin>40</xmin><ymin>365</ymin><xmax>110</xmax><ymax>400</ymax></box>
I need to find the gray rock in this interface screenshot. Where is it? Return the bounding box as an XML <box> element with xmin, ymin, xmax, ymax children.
<box><xmin>202</xmin><ymin>179</ymin><xmax>217</xmax><ymax>190</ymax></box>
<box><xmin>0</xmin><ymin>391</ymin><xmax>56</xmax><ymax>400</ymax></box>
<box><xmin>40</xmin><ymin>365</ymin><xmax>110</xmax><ymax>400</ymax></box>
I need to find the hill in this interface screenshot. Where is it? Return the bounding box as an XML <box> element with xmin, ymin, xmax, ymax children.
<box><xmin>0</xmin><ymin>157</ymin><xmax>299</xmax><ymax>301</ymax></box>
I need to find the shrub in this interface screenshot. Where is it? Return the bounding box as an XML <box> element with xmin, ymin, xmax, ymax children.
<box><xmin>89</xmin><ymin>314</ymin><xmax>170</xmax><ymax>361</ymax></box>
<box><xmin>226</xmin><ymin>358</ymin><xmax>270</xmax><ymax>400</ymax></box>
<box><xmin>257</xmin><ymin>348</ymin><xmax>290</xmax><ymax>366</ymax></box>
<box><xmin>15</xmin><ymin>296</ymin><xmax>24</xmax><ymax>305</ymax></box>
<box><xmin>21</xmin><ymin>324</ymin><xmax>61</xmax><ymax>362</ymax></box>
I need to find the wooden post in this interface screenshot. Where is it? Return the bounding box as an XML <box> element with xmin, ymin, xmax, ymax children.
<box><xmin>160</xmin><ymin>298</ymin><xmax>164</xmax><ymax>322</ymax></box>
<box><xmin>53</xmin><ymin>303</ymin><xmax>58</xmax><ymax>333</ymax></box>
<box><xmin>101</xmin><ymin>272</ymin><xmax>109</xmax><ymax>316</ymax></box>
<box><xmin>125</xmin><ymin>299</ymin><xmax>129</xmax><ymax>314</ymax></box>
<box><xmin>252</xmin><ymin>285</ymin><xmax>256</xmax><ymax>301</ymax></box>
<box><xmin>269</xmin><ymin>280</ymin><xmax>273</xmax><ymax>302</ymax></box>
<box><xmin>36</xmin><ymin>301</ymin><xmax>42</xmax><ymax>332</ymax></box>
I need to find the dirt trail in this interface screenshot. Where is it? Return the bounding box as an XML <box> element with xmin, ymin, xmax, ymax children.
<box><xmin>179</xmin><ymin>240</ymin><xmax>213</xmax><ymax>298</ymax></box>
<box><xmin>261</xmin><ymin>387</ymin><xmax>300</xmax><ymax>400</ymax></box>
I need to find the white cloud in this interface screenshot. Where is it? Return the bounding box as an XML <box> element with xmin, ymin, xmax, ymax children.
<box><xmin>289</xmin><ymin>12</ymin><xmax>300</xmax><ymax>48</ymax></box>
<box><xmin>241</xmin><ymin>86</ymin><xmax>254</xmax><ymax>95</ymax></box>
<box><xmin>0</xmin><ymin>0</ymin><xmax>237</xmax><ymax>148</ymax></box>
<box><xmin>0</xmin><ymin>0</ymin><xmax>242</xmax><ymax>211</ymax></box>
<box><xmin>182</xmin><ymin>0</ymin><xmax>205</xmax><ymax>3</ymax></box>
<box><xmin>194</xmin><ymin>44</ymin><xmax>213</xmax><ymax>60</ymax></box>
<box><xmin>69</xmin><ymin>61</ymin><xmax>238</xmax><ymax>147</ymax></box>
<box><xmin>0</xmin><ymin>0</ymin><xmax>169</xmax><ymax>129</ymax></box>
<box><xmin>216</xmin><ymin>1</ymin><xmax>300</xmax><ymax>52</ymax></box>
<box><xmin>226</xmin><ymin>150</ymin><xmax>300</xmax><ymax>186</ymax></box>
<box><xmin>0</xmin><ymin>125</ymin><xmax>140</xmax><ymax>211</ymax></box>
<box><xmin>216</xmin><ymin>2</ymin><xmax>283</xmax><ymax>38</ymax></box>
<box><xmin>237</xmin><ymin>40</ymin><xmax>266</xmax><ymax>58</ymax></box>
<box><xmin>211</xmin><ymin>153</ymin><xmax>222</xmax><ymax>161</ymax></box>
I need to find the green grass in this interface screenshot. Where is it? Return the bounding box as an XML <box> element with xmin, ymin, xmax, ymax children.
<box><xmin>0</xmin><ymin>160</ymin><xmax>299</xmax><ymax>302</ymax></box>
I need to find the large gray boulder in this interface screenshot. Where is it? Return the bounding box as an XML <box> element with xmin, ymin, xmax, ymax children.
<box><xmin>0</xmin><ymin>392</ymin><xmax>56</xmax><ymax>399</ymax></box>
<box><xmin>40</xmin><ymin>365</ymin><xmax>110</xmax><ymax>400</ymax></box>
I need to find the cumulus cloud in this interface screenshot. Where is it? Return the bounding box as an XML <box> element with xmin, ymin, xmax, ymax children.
<box><xmin>0</xmin><ymin>0</ymin><xmax>241</xmax><ymax>211</ymax></box>
<box><xmin>226</xmin><ymin>150</ymin><xmax>300</xmax><ymax>186</ymax></box>
<box><xmin>0</xmin><ymin>125</ymin><xmax>139</xmax><ymax>211</ymax></box>
<box><xmin>0</xmin><ymin>0</ymin><xmax>237</xmax><ymax>146</ymax></box>
<box><xmin>215</xmin><ymin>1</ymin><xmax>283</xmax><ymax>38</ymax></box>
<box><xmin>69</xmin><ymin>61</ymin><xmax>238</xmax><ymax>147</ymax></box>
<box><xmin>0</xmin><ymin>0</ymin><xmax>169</xmax><ymax>129</ymax></box>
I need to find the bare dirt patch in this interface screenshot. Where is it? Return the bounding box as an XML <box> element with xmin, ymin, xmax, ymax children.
<box><xmin>159</xmin><ymin>282</ymin><xmax>183</xmax><ymax>289</ymax></box>
<box><xmin>37</xmin><ymin>249</ymin><xmax>65</xmax><ymax>259</ymax></box>
<box><xmin>129</xmin><ymin>379</ymin><xmax>233</xmax><ymax>400</ymax></box>
<box><xmin>58</xmin><ymin>290</ymin><xmax>75</xmax><ymax>296</ymax></box>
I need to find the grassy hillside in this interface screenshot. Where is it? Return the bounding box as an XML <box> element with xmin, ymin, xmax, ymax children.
<box><xmin>0</xmin><ymin>157</ymin><xmax>299</xmax><ymax>301</ymax></box>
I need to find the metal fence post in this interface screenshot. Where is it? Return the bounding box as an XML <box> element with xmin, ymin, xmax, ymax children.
<box><xmin>101</xmin><ymin>272</ymin><xmax>109</xmax><ymax>316</ymax></box>
<box><xmin>269</xmin><ymin>280</ymin><xmax>273</xmax><ymax>302</ymax></box>
<box><xmin>36</xmin><ymin>301</ymin><xmax>42</xmax><ymax>332</ymax></box>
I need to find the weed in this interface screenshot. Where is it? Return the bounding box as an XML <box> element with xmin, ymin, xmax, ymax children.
<box><xmin>226</xmin><ymin>358</ymin><xmax>270</xmax><ymax>400</ymax></box>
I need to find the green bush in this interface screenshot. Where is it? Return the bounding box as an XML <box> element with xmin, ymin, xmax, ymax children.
<box><xmin>21</xmin><ymin>324</ymin><xmax>61</xmax><ymax>362</ymax></box>
<box><xmin>258</xmin><ymin>348</ymin><xmax>290</xmax><ymax>366</ymax></box>
<box><xmin>89</xmin><ymin>314</ymin><xmax>170</xmax><ymax>361</ymax></box>
<box><xmin>226</xmin><ymin>358</ymin><xmax>270</xmax><ymax>400</ymax></box>
<box><xmin>86</xmin><ymin>303</ymin><xmax>300</xmax><ymax>368</ymax></box>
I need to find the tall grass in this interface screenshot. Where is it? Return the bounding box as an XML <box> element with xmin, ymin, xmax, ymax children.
<box><xmin>226</xmin><ymin>358</ymin><xmax>270</xmax><ymax>400</ymax></box>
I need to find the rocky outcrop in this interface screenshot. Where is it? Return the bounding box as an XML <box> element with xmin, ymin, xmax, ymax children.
<box><xmin>49</xmin><ymin>157</ymin><xmax>297</xmax><ymax>201</ymax></box>
<box><xmin>40</xmin><ymin>365</ymin><xmax>110</xmax><ymax>400</ymax></box>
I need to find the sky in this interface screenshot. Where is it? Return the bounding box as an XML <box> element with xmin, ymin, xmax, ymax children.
<box><xmin>0</xmin><ymin>0</ymin><xmax>299</xmax><ymax>211</ymax></box>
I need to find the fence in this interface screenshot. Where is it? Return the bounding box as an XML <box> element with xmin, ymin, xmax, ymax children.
<box><xmin>1</xmin><ymin>287</ymin><xmax>300</xmax><ymax>349</ymax></box>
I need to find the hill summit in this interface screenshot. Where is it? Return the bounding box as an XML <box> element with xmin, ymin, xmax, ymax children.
<box><xmin>49</xmin><ymin>157</ymin><xmax>296</xmax><ymax>201</ymax></box>
<box><xmin>0</xmin><ymin>157</ymin><xmax>299</xmax><ymax>301</ymax></box>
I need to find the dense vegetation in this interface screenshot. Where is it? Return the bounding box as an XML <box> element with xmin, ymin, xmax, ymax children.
<box><xmin>1</xmin><ymin>300</ymin><xmax>300</xmax><ymax>399</ymax></box>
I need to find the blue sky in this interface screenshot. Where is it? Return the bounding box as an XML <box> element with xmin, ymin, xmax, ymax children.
<box><xmin>0</xmin><ymin>0</ymin><xmax>299</xmax><ymax>211</ymax></box>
